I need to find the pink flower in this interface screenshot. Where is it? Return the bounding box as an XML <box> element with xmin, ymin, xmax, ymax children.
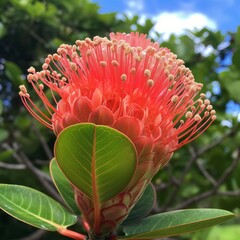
<box><xmin>19</xmin><ymin>32</ymin><xmax>216</xmax><ymax>234</ymax></box>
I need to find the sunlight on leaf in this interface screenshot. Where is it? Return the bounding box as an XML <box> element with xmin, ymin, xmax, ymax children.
<box><xmin>0</xmin><ymin>184</ymin><xmax>77</xmax><ymax>231</ymax></box>
<box><xmin>123</xmin><ymin>209</ymin><xmax>235</xmax><ymax>239</ymax></box>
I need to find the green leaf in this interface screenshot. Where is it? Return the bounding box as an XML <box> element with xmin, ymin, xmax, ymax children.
<box><xmin>121</xmin><ymin>183</ymin><xmax>156</xmax><ymax>226</ymax></box>
<box><xmin>0</xmin><ymin>100</ymin><xmax>3</xmax><ymax>115</ymax></box>
<box><xmin>5</xmin><ymin>61</ymin><xmax>25</xmax><ymax>87</ymax></box>
<box><xmin>0</xmin><ymin>184</ymin><xmax>77</xmax><ymax>231</ymax></box>
<box><xmin>0</xmin><ymin>149</ymin><xmax>14</xmax><ymax>162</ymax></box>
<box><xmin>224</xmin><ymin>81</ymin><xmax>240</xmax><ymax>102</ymax></box>
<box><xmin>50</xmin><ymin>158</ymin><xmax>81</xmax><ymax>215</ymax></box>
<box><xmin>0</xmin><ymin>128</ymin><xmax>9</xmax><ymax>142</ymax></box>
<box><xmin>0</xmin><ymin>22</ymin><xmax>6</xmax><ymax>38</ymax></box>
<box><xmin>232</xmin><ymin>48</ymin><xmax>240</xmax><ymax>67</ymax></box>
<box><xmin>55</xmin><ymin>123</ymin><xmax>137</xmax><ymax>203</ymax></box>
<box><xmin>193</xmin><ymin>225</ymin><xmax>240</xmax><ymax>240</ymax></box>
<box><xmin>123</xmin><ymin>209</ymin><xmax>235</xmax><ymax>239</ymax></box>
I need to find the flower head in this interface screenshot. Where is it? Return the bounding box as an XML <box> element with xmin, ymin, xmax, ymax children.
<box><xmin>19</xmin><ymin>32</ymin><xmax>216</xmax><ymax>233</ymax></box>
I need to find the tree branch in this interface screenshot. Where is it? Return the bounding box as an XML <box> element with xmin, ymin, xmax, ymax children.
<box><xmin>0</xmin><ymin>162</ymin><xmax>26</xmax><ymax>170</ymax></box>
<box><xmin>18</xmin><ymin>229</ymin><xmax>46</xmax><ymax>240</ymax></box>
<box><xmin>32</xmin><ymin>123</ymin><xmax>53</xmax><ymax>160</ymax></box>
<box><xmin>158</xmin><ymin>125</ymin><xmax>239</xmax><ymax>212</ymax></box>
<box><xmin>2</xmin><ymin>143</ymin><xmax>63</xmax><ymax>204</ymax></box>
<box><xmin>170</xmin><ymin>148</ymin><xmax>240</xmax><ymax>210</ymax></box>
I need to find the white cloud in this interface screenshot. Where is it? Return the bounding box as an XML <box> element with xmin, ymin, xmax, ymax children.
<box><xmin>151</xmin><ymin>11</ymin><xmax>217</xmax><ymax>40</ymax></box>
<box><xmin>124</xmin><ymin>0</ymin><xmax>144</xmax><ymax>13</ymax></box>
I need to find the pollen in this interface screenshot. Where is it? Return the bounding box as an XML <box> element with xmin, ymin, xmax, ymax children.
<box><xmin>111</xmin><ymin>60</ymin><xmax>119</xmax><ymax>66</ymax></box>
<box><xmin>70</xmin><ymin>62</ymin><xmax>77</xmax><ymax>71</ymax></box>
<box><xmin>100</xmin><ymin>61</ymin><xmax>107</xmax><ymax>67</ymax></box>
<box><xmin>194</xmin><ymin>114</ymin><xmax>201</xmax><ymax>121</ymax></box>
<box><xmin>27</xmin><ymin>67</ymin><xmax>35</xmax><ymax>73</ymax></box>
<box><xmin>211</xmin><ymin>110</ymin><xmax>216</xmax><ymax>115</ymax></box>
<box><xmin>144</xmin><ymin>69</ymin><xmax>151</xmax><ymax>78</ymax></box>
<box><xmin>19</xmin><ymin>85</ymin><xmax>27</xmax><ymax>94</ymax></box>
<box><xmin>204</xmin><ymin>99</ymin><xmax>210</xmax><ymax>105</ymax></box>
<box><xmin>57</xmin><ymin>47</ymin><xmax>67</xmax><ymax>55</ymax></box>
<box><xmin>121</xmin><ymin>74</ymin><xmax>127</xmax><ymax>82</ymax></box>
<box><xmin>185</xmin><ymin>111</ymin><xmax>193</xmax><ymax>118</ymax></box>
<box><xmin>207</xmin><ymin>105</ymin><xmax>213</xmax><ymax>111</ymax></box>
<box><xmin>147</xmin><ymin>79</ymin><xmax>154</xmax><ymax>87</ymax></box>
<box><xmin>130</xmin><ymin>68</ymin><xmax>136</xmax><ymax>74</ymax></box>
<box><xmin>45</xmin><ymin>58</ymin><xmax>50</xmax><ymax>64</ymax></box>
<box><xmin>53</xmin><ymin>54</ymin><xmax>60</xmax><ymax>61</ymax></box>
<box><xmin>71</xmin><ymin>52</ymin><xmax>77</xmax><ymax>59</ymax></box>
<box><xmin>168</xmin><ymin>74</ymin><xmax>174</xmax><ymax>81</ymax></box>
<box><xmin>171</xmin><ymin>95</ymin><xmax>178</xmax><ymax>103</ymax></box>
<box><xmin>42</xmin><ymin>63</ymin><xmax>48</xmax><ymax>70</ymax></box>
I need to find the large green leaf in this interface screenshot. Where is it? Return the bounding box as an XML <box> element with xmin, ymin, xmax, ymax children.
<box><xmin>0</xmin><ymin>128</ymin><xmax>9</xmax><ymax>142</ymax></box>
<box><xmin>224</xmin><ymin>81</ymin><xmax>240</xmax><ymax>102</ymax></box>
<box><xmin>123</xmin><ymin>209</ymin><xmax>235</xmax><ymax>239</ymax></box>
<box><xmin>121</xmin><ymin>183</ymin><xmax>156</xmax><ymax>226</ymax></box>
<box><xmin>193</xmin><ymin>225</ymin><xmax>240</xmax><ymax>240</ymax></box>
<box><xmin>54</xmin><ymin>123</ymin><xmax>137</xmax><ymax>203</ymax></box>
<box><xmin>5</xmin><ymin>61</ymin><xmax>25</xmax><ymax>87</ymax></box>
<box><xmin>0</xmin><ymin>184</ymin><xmax>77</xmax><ymax>231</ymax></box>
<box><xmin>50</xmin><ymin>158</ymin><xmax>81</xmax><ymax>215</ymax></box>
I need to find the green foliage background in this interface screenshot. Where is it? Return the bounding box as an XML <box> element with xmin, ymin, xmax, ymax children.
<box><xmin>0</xmin><ymin>0</ymin><xmax>239</xmax><ymax>239</ymax></box>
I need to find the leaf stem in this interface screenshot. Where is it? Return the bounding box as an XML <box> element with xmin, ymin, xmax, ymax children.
<box><xmin>58</xmin><ymin>228</ymin><xmax>87</xmax><ymax>240</ymax></box>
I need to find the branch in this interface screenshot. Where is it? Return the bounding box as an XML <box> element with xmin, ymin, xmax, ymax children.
<box><xmin>18</xmin><ymin>229</ymin><xmax>46</xmax><ymax>240</ymax></box>
<box><xmin>0</xmin><ymin>162</ymin><xmax>26</xmax><ymax>170</ymax></box>
<box><xmin>171</xmin><ymin>148</ymin><xmax>240</xmax><ymax>210</ymax></box>
<box><xmin>197</xmin><ymin>126</ymin><xmax>238</xmax><ymax>156</ymax></box>
<box><xmin>2</xmin><ymin>143</ymin><xmax>63</xmax><ymax>204</ymax></box>
<box><xmin>159</xmin><ymin>151</ymin><xmax>197</xmax><ymax>210</ymax></box>
<box><xmin>195</xmin><ymin>159</ymin><xmax>217</xmax><ymax>186</ymax></box>
<box><xmin>158</xmin><ymin>125</ymin><xmax>239</xmax><ymax>211</ymax></box>
<box><xmin>32</xmin><ymin>123</ymin><xmax>53</xmax><ymax>160</ymax></box>
<box><xmin>217</xmin><ymin>190</ymin><xmax>240</xmax><ymax>196</ymax></box>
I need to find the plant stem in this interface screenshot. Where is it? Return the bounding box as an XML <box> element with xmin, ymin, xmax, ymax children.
<box><xmin>58</xmin><ymin>228</ymin><xmax>87</xmax><ymax>240</ymax></box>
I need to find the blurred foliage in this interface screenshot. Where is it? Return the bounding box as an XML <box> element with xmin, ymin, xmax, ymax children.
<box><xmin>0</xmin><ymin>0</ymin><xmax>240</xmax><ymax>239</ymax></box>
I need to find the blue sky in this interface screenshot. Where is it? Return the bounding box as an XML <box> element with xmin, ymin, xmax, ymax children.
<box><xmin>92</xmin><ymin>0</ymin><xmax>240</xmax><ymax>37</ymax></box>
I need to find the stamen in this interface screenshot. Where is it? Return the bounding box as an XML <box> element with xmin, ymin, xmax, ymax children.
<box><xmin>194</xmin><ymin>114</ymin><xmax>201</xmax><ymax>121</ymax></box>
<box><xmin>42</xmin><ymin>63</ymin><xmax>48</xmax><ymax>70</ymax></box>
<box><xmin>144</xmin><ymin>69</ymin><xmax>151</xmax><ymax>78</ymax></box>
<box><xmin>100</xmin><ymin>61</ymin><xmax>107</xmax><ymax>67</ymax></box>
<box><xmin>111</xmin><ymin>60</ymin><xmax>119</xmax><ymax>66</ymax></box>
<box><xmin>171</xmin><ymin>95</ymin><xmax>178</xmax><ymax>103</ymax></box>
<box><xmin>121</xmin><ymin>74</ymin><xmax>127</xmax><ymax>82</ymax></box>
<box><xmin>147</xmin><ymin>79</ymin><xmax>154</xmax><ymax>87</ymax></box>
<box><xmin>185</xmin><ymin>111</ymin><xmax>193</xmax><ymax>118</ymax></box>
